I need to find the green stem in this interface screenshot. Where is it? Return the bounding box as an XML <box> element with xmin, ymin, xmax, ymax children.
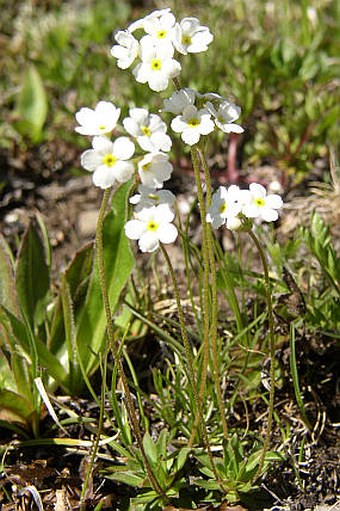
<box><xmin>186</xmin><ymin>147</ymin><xmax>229</xmax><ymax>493</ymax></box>
<box><xmin>80</xmin><ymin>346</ymin><xmax>108</xmax><ymax>508</ymax></box>
<box><xmin>88</xmin><ymin>188</ymin><xmax>166</xmax><ymax>502</ymax></box>
<box><xmin>189</xmin><ymin>146</ymin><xmax>211</xmax><ymax>446</ymax></box>
<box><xmin>198</xmin><ymin>148</ymin><xmax>228</xmax><ymax>440</ymax></box>
<box><xmin>290</xmin><ymin>322</ymin><xmax>312</xmax><ymax>430</ymax></box>
<box><xmin>160</xmin><ymin>244</ymin><xmax>197</xmax><ymax>395</ymax></box>
<box><xmin>248</xmin><ymin>229</ymin><xmax>276</xmax><ymax>481</ymax></box>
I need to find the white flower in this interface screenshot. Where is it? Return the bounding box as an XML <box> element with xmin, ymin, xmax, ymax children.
<box><xmin>75</xmin><ymin>101</ymin><xmax>121</xmax><ymax>136</ymax></box>
<box><xmin>111</xmin><ymin>30</ymin><xmax>140</xmax><ymax>69</ymax></box>
<box><xmin>123</xmin><ymin>108</ymin><xmax>171</xmax><ymax>152</ymax></box>
<box><xmin>125</xmin><ymin>204</ymin><xmax>178</xmax><ymax>252</ymax></box>
<box><xmin>138</xmin><ymin>152</ymin><xmax>173</xmax><ymax>187</ymax></box>
<box><xmin>197</xmin><ymin>91</ymin><xmax>223</xmax><ymax>102</ymax></box>
<box><xmin>129</xmin><ymin>184</ymin><xmax>176</xmax><ymax>212</ymax></box>
<box><xmin>133</xmin><ymin>39</ymin><xmax>181</xmax><ymax>92</ymax></box>
<box><xmin>128</xmin><ymin>8</ymin><xmax>173</xmax><ymax>33</ymax></box>
<box><xmin>171</xmin><ymin>104</ymin><xmax>215</xmax><ymax>145</ymax></box>
<box><xmin>242</xmin><ymin>183</ymin><xmax>283</xmax><ymax>222</ymax></box>
<box><xmin>205</xmin><ymin>100</ymin><xmax>244</xmax><ymax>134</ymax></box>
<box><xmin>139</xmin><ymin>9</ymin><xmax>176</xmax><ymax>50</ymax></box>
<box><xmin>162</xmin><ymin>88</ymin><xmax>196</xmax><ymax>114</ymax></box>
<box><xmin>172</xmin><ymin>17</ymin><xmax>213</xmax><ymax>54</ymax></box>
<box><xmin>80</xmin><ymin>136</ymin><xmax>135</xmax><ymax>189</ymax></box>
<box><xmin>206</xmin><ymin>185</ymin><xmax>243</xmax><ymax>229</ymax></box>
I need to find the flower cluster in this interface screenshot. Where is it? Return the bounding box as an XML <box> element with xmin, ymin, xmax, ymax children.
<box><xmin>75</xmin><ymin>99</ymin><xmax>178</xmax><ymax>252</ymax></box>
<box><xmin>163</xmin><ymin>89</ymin><xmax>244</xmax><ymax>146</ymax></box>
<box><xmin>111</xmin><ymin>8</ymin><xmax>213</xmax><ymax>92</ymax></box>
<box><xmin>207</xmin><ymin>183</ymin><xmax>283</xmax><ymax>231</ymax></box>
<box><xmin>75</xmin><ymin>100</ymin><xmax>176</xmax><ymax>191</ymax></box>
<box><xmin>75</xmin><ymin>9</ymin><xmax>283</xmax><ymax>254</ymax></box>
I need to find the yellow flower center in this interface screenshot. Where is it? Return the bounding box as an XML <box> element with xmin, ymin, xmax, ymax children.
<box><xmin>254</xmin><ymin>197</ymin><xmax>265</xmax><ymax>207</ymax></box>
<box><xmin>102</xmin><ymin>153</ymin><xmax>116</xmax><ymax>167</ymax></box>
<box><xmin>147</xmin><ymin>220</ymin><xmax>159</xmax><ymax>231</ymax></box>
<box><xmin>141</xmin><ymin>125</ymin><xmax>152</xmax><ymax>137</ymax></box>
<box><xmin>219</xmin><ymin>202</ymin><xmax>227</xmax><ymax>214</ymax></box>
<box><xmin>182</xmin><ymin>34</ymin><xmax>192</xmax><ymax>46</ymax></box>
<box><xmin>142</xmin><ymin>162</ymin><xmax>151</xmax><ymax>172</ymax></box>
<box><xmin>98</xmin><ymin>124</ymin><xmax>107</xmax><ymax>131</ymax></box>
<box><xmin>151</xmin><ymin>59</ymin><xmax>162</xmax><ymax>71</ymax></box>
<box><xmin>157</xmin><ymin>30</ymin><xmax>167</xmax><ymax>39</ymax></box>
<box><xmin>188</xmin><ymin>118</ymin><xmax>200</xmax><ymax>127</ymax></box>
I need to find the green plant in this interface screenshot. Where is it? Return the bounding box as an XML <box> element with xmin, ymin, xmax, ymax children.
<box><xmin>0</xmin><ymin>183</ymin><xmax>134</xmax><ymax>435</ymax></box>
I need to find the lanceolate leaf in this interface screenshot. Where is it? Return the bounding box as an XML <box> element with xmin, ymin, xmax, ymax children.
<box><xmin>76</xmin><ymin>182</ymin><xmax>135</xmax><ymax>376</ymax></box>
<box><xmin>0</xmin><ymin>305</ymin><xmax>69</xmax><ymax>388</ymax></box>
<box><xmin>0</xmin><ymin>389</ymin><xmax>35</xmax><ymax>428</ymax></box>
<box><xmin>0</xmin><ymin>234</ymin><xmax>19</xmax><ymax>315</ymax></box>
<box><xmin>15</xmin><ymin>217</ymin><xmax>50</xmax><ymax>329</ymax></box>
<box><xmin>15</xmin><ymin>64</ymin><xmax>48</xmax><ymax>142</ymax></box>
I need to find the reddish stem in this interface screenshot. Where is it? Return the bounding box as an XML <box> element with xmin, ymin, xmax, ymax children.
<box><xmin>226</xmin><ymin>133</ymin><xmax>239</xmax><ymax>183</ymax></box>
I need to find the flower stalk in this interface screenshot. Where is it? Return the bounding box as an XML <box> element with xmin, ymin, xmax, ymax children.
<box><xmin>248</xmin><ymin>229</ymin><xmax>276</xmax><ymax>480</ymax></box>
<box><xmin>199</xmin><ymin>147</ymin><xmax>229</xmax><ymax>440</ymax></box>
<box><xmin>94</xmin><ymin>188</ymin><xmax>167</xmax><ymax>501</ymax></box>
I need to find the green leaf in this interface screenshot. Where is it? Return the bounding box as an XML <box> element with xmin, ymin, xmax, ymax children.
<box><xmin>14</xmin><ymin>65</ymin><xmax>48</xmax><ymax>142</ymax></box>
<box><xmin>193</xmin><ymin>478</ymin><xmax>220</xmax><ymax>490</ymax></box>
<box><xmin>15</xmin><ymin>217</ymin><xmax>50</xmax><ymax>329</ymax></box>
<box><xmin>0</xmin><ymin>235</ymin><xmax>19</xmax><ymax>315</ymax></box>
<box><xmin>0</xmin><ymin>347</ymin><xmax>16</xmax><ymax>392</ymax></box>
<box><xmin>106</xmin><ymin>471</ymin><xmax>145</xmax><ymax>487</ymax></box>
<box><xmin>143</xmin><ymin>432</ymin><xmax>158</xmax><ymax>465</ymax></box>
<box><xmin>0</xmin><ymin>389</ymin><xmax>34</xmax><ymax>428</ymax></box>
<box><xmin>0</xmin><ymin>305</ymin><xmax>69</xmax><ymax>388</ymax></box>
<box><xmin>174</xmin><ymin>447</ymin><xmax>190</xmax><ymax>472</ymax></box>
<box><xmin>76</xmin><ymin>182</ymin><xmax>135</xmax><ymax>375</ymax></box>
<box><xmin>46</xmin><ymin>244</ymin><xmax>93</xmax><ymax>381</ymax></box>
<box><xmin>63</xmin><ymin>242</ymin><xmax>93</xmax><ymax>308</ymax></box>
<box><xmin>11</xmin><ymin>350</ymin><xmax>34</xmax><ymax>405</ymax></box>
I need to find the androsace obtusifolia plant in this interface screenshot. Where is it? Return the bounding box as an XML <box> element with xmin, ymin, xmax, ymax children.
<box><xmin>75</xmin><ymin>7</ymin><xmax>285</xmax><ymax>509</ymax></box>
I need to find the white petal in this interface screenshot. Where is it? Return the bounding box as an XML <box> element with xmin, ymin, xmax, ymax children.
<box><xmin>226</xmin><ymin>216</ymin><xmax>242</xmax><ymax>231</ymax></box>
<box><xmin>171</xmin><ymin>116</ymin><xmax>186</xmax><ymax>134</ymax></box>
<box><xmin>260</xmin><ymin>208</ymin><xmax>279</xmax><ymax>222</ymax></box>
<box><xmin>92</xmin><ymin>136</ymin><xmax>113</xmax><ymax>152</ymax></box>
<box><xmin>219</xmin><ymin>123</ymin><xmax>244</xmax><ymax>134</ymax></box>
<box><xmin>80</xmin><ymin>150</ymin><xmax>101</xmax><ymax>171</ymax></box>
<box><xmin>181</xmin><ymin>128</ymin><xmax>200</xmax><ymax>145</ymax></box>
<box><xmin>162</xmin><ymin>58</ymin><xmax>181</xmax><ymax>78</ymax></box>
<box><xmin>265</xmin><ymin>194</ymin><xmax>283</xmax><ymax>209</ymax></box>
<box><xmin>155</xmin><ymin>203</ymin><xmax>175</xmax><ymax>222</ymax></box>
<box><xmin>137</xmin><ymin>206</ymin><xmax>156</xmax><ymax>222</ymax></box>
<box><xmin>158</xmin><ymin>223</ymin><xmax>178</xmax><ymax>244</ymax></box>
<box><xmin>112</xmin><ymin>137</ymin><xmax>135</xmax><ymax>160</ymax></box>
<box><xmin>114</xmin><ymin>161</ymin><xmax>135</xmax><ymax>183</ymax></box>
<box><xmin>148</xmin><ymin>73</ymin><xmax>170</xmax><ymax>92</ymax></box>
<box><xmin>123</xmin><ymin>117</ymin><xmax>141</xmax><ymax>137</ymax></box>
<box><xmin>93</xmin><ymin>167</ymin><xmax>116</xmax><ymax>189</ymax></box>
<box><xmin>242</xmin><ymin>204</ymin><xmax>259</xmax><ymax>218</ymax></box>
<box><xmin>75</xmin><ymin>107</ymin><xmax>94</xmax><ymax>126</ymax></box>
<box><xmin>139</xmin><ymin>231</ymin><xmax>159</xmax><ymax>252</ymax></box>
<box><xmin>249</xmin><ymin>183</ymin><xmax>266</xmax><ymax>197</ymax></box>
<box><xmin>125</xmin><ymin>220</ymin><xmax>146</xmax><ymax>240</ymax></box>
<box><xmin>130</xmin><ymin>107</ymin><xmax>149</xmax><ymax>123</ymax></box>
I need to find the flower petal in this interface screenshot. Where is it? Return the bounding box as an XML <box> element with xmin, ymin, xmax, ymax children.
<box><xmin>125</xmin><ymin>219</ymin><xmax>147</xmax><ymax>240</ymax></box>
<box><xmin>158</xmin><ymin>223</ymin><xmax>178</xmax><ymax>244</ymax></box>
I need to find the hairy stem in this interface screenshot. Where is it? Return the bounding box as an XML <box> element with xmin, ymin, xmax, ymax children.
<box><xmin>189</xmin><ymin>146</ymin><xmax>211</xmax><ymax>446</ymax></box>
<box><xmin>248</xmin><ymin>229</ymin><xmax>276</xmax><ymax>480</ymax></box>
<box><xmin>91</xmin><ymin>188</ymin><xmax>166</xmax><ymax>501</ymax></box>
<box><xmin>199</xmin><ymin>148</ymin><xmax>228</xmax><ymax>440</ymax></box>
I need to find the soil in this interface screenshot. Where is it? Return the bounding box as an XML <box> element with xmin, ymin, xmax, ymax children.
<box><xmin>0</xmin><ymin>141</ymin><xmax>339</xmax><ymax>511</ymax></box>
